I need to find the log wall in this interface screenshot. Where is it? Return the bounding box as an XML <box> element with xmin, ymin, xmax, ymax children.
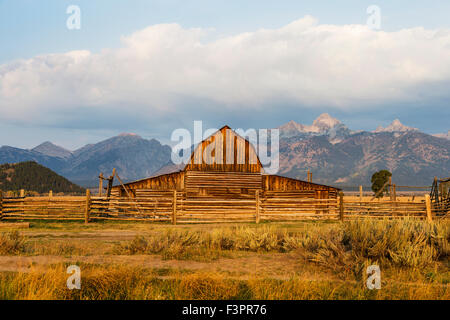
<box><xmin>185</xmin><ymin>171</ymin><xmax>262</xmax><ymax>198</ymax></box>
<box><xmin>114</xmin><ymin>172</ymin><xmax>340</xmax><ymax>199</ymax></box>
<box><xmin>114</xmin><ymin>171</ymin><xmax>185</xmax><ymax>196</ymax></box>
<box><xmin>262</xmin><ymin>175</ymin><xmax>338</xmax><ymax>195</ymax></box>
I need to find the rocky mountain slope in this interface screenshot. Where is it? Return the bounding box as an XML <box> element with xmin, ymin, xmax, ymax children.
<box><xmin>62</xmin><ymin>134</ymin><xmax>172</xmax><ymax>186</ymax></box>
<box><xmin>433</xmin><ymin>130</ymin><xmax>450</xmax><ymax>140</ymax></box>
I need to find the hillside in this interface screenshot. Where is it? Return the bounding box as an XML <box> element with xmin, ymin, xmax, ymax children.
<box><xmin>0</xmin><ymin>146</ymin><xmax>67</xmax><ymax>172</ymax></box>
<box><xmin>0</xmin><ymin>161</ymin><xmax>85</xmax><ymax>194</ymax></box>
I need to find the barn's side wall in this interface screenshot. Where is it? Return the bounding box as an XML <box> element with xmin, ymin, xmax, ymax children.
<box><xmin>113</xmin><ymin>171</ymin><xmax>185</xmax><ymax>197</ymax></box>
<box><xmin>113</xmin><ymin>171</ymin><xmax>339</xmax><ymax>199</ymax></box>
<box><xmin>185</xmin><ymin>171</ymin><xmax>262</xmax><ymax>198</ymax></box>
<box><xmin>262</xmin><ymin>175</ymin><xmax>339</xmax><ymax>198</ymax></box>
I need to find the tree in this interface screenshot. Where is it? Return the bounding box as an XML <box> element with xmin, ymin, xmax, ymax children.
<box><xmin>371</xmin><ymin>170</ymin><xmax>392</xmax><ymax>198</ymax></box>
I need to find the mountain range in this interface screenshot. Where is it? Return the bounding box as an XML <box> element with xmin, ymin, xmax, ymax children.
<box><xmin>277</xmin><ymin>114</ymin><xmax>449</xmax><ymax>186</ymax></box>
<box><xmin>0</xmin><ymin>134</ymin><xmax>172</xmax><ymax>187</ymax></box>
<box><xmin>0</xmin><ymin>114</ymin><xmax>448</xmax><ymax>188</ymax></box>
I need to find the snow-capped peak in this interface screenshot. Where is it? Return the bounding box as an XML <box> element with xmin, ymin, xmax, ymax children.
<box><xmin>279</xmin><ymin>113</ymin><xmax>341</xmax><ymax>134</ymax></box>
<box><xmin>278</xmin><ymin>113</ymin><xmax>350</xmax><ymax>140</ymax></box>
<box><xmin>280</xmin><ymin>120</ymin><xmax>305</xmax><ymax>131</ymax></box>
<box><xmin>374</xmin><ymin>119</ymin><xmax>418</xmax><ymax>133</ymax></box>
<box><xmin>312</xmin><ymin>113</ymin><xmax>341</xmax><ymax>131</ymax></box>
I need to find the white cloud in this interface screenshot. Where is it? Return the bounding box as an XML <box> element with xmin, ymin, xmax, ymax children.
<box><xmin>1</xmin><ymin>16</ymin><xmax>450</xmax><ymax>126</ymax></box>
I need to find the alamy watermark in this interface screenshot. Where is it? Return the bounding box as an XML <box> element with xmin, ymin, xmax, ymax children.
<box><xmin>170</xmin><ymin>121</ymin><xmax>280</xmax><ymax>174</ymax></box>
<box><xmin>366</xmin><ymin>265</ymin><xmax>381</xmax><ymax>290</ymax></box>
<box><xmin>66</xmin><ymin>5</ymin><xmax>81</xmax><ymax>30</ymax></box>
<box><xmin>67</xmin><ymin>265</ymin><xmax>81</xmax><ymax>290</ymax></box>
<box><xmin>367</xmin><ymin>5</ymin><xmax>381</xmax><ymax>30</ymax></box>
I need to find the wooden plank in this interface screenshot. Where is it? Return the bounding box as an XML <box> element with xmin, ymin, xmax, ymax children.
<box><xmin>85</xmin><ymin>189</ymin><xmax>91</xmax><ymax>224</ymax></box>
<box><xmin>425</xmin><ymin>194</ymin><xmax>432</xmax><ymax>222</ymax></box>
<box><xmin>2</xmin><ymin>217</ymin><xmax>84</xmax><ymax>221</ymax></box>
<box><xmin>339</xmin><ymin>192</ymin><xmax>344</xmax><ymax>221</ymax></box>
<box><xmin>255</xmin><ymin>190</ymin><xmax>260</xmax><ymax>224</ymax></box>
<box><xmin>172</xmin><ymin>190</ymin><xmax>177</xmax><ymax>225</ymax></box>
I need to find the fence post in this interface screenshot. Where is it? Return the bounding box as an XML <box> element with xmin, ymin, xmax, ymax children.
<box><xmin>172</xmin><ymin>190</ymin><xmax>177</xmax><ymax>225</ymax></box>
<box><xmin>255</xmin><ymin>190</ymin><xmax>260</xmax><ymax>224</ymax></box>
<box><xmin>85</xmin><ymin>189</ymin><xmax>91</xmax><ymax>224</ymax></box>
<box><xmin>98</xmin><ymin>173</ymin><xmax>104</xmax><ymax>196</ymax></box>
<box><xmin>0</xmin><ymin>190</ymin><xmax>3</xmax><ymax>220</ymax></box>
<box><xmin>49</xmin><ymin>190</ymin><xmax>53</xmax><ymax>198</ymax></box>
<box><xmin>389</xmin><ymin>177</ymin><xmax>393</xmax><ymax>201</ymax></box>
<box><xmin>425</xmin><ymin>194</ymin><xmax>432</xmax><ymax>223</ymax></box>
<box><xmin>359</xmin><ymin>186</ymin><xmax>363</xmax><ymax>203</ymax></box>
<box><xmin>20</xmin><ymin>189</ymin><xmax>25</xmax><ymax>198</ymax></box>
<box><xmin>339</xmin><ymin>192</ymin><xmax>344</xmax><ymax>221</ymax></box>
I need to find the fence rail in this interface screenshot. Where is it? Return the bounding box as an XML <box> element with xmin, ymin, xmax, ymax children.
<box><xmin>0</xmin><ymin>190</ymin><xmax>446</xmax><ymax>224</ymax></box>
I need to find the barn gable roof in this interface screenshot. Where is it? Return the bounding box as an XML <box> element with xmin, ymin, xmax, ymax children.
<box><xmin>184</xmin><ymin>125</ymin><xmax>263</xmax><ymax>173</ymax></box>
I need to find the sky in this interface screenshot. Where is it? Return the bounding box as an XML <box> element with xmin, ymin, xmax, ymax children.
<box><xmin>0</xmin><ymin>0</ymin><xmax>449</xmax><ymax>149</ymax></box>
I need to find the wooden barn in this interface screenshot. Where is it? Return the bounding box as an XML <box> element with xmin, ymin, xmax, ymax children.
<box><xmin>111</xmin><ymin>126</ymin><xmax>339</xmax><ymax>200</ymax></box>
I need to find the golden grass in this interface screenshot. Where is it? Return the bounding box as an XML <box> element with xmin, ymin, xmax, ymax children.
<box><xmin>0</xmin><ymin>263</ymin><xmax>448</xmax><ymax>300</ymax></box>
<box><xmin>111</xmin><ymin>219</ymin><xmax>449</xmax><ymax>269</ymax></box>
<box><xmin>1</xmin><ymin>219</ymin><xmax>448</xmax><ymax>300</ymax></box>
<box><xmin>4</xmin><ymin>219</ymin><xmax>449</xmax><ymax>267</ymax></box>
<box><xmin>0</xmin><ymin>231</ymin><xmax>28</xmax><ymax>255</ymax></box>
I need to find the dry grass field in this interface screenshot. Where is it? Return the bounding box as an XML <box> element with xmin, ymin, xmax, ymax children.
<box><xmin>0</xmin><ymin>218</ymin><xmax>448</xmax><ymax>300</ymax></box>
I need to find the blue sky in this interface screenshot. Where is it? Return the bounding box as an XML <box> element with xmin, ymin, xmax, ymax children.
<box><xmin>0</xmin><ymin>0</ymin><xmax>449</xmax><ymax>149</ymax></box>
<box><xmin>3</xmin><ymin>0</ymin><xmax>450</xmax><ymax>63</ymax></box>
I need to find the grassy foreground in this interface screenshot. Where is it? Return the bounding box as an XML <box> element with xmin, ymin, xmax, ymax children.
<box><xmin>0</xmin><ymin>218</ymin><xmax>449</xmax><ymax>300</ymax></box>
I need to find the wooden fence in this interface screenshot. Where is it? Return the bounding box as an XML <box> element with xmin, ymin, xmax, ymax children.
<box><xmin>260</xmin><ymin>191</ymin><xmax>339</xmax><ymax>221</ymax></box>
<box><xmin>0</xmin><ymin>190</ymin><xmax>445</xmax><ymax>224</ymax></box>
<box><xmin>0</xmin><ymin>195</ymin><xmax>85</xmax><ymax>220</ymax></box>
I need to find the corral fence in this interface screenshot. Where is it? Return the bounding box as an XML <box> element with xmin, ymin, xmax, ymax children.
<box><xmin>0</xmin><ymin>189</ymin><xmax>446</xmax><ymax>224</ymax></box>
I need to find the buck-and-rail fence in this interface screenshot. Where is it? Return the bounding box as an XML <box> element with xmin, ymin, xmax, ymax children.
<box><xmin>0</xmin><ymin>189</ymin><xmax>446</xmax><ymax>224</ymax></box>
